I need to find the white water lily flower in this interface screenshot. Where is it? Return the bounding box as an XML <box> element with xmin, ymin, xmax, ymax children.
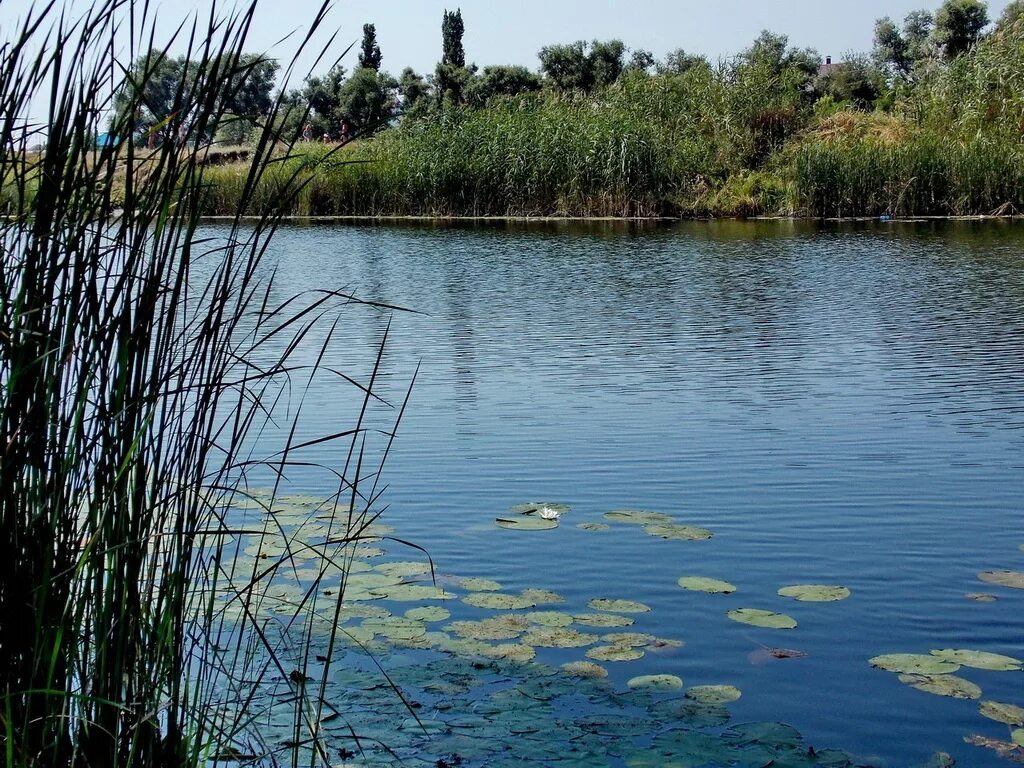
<box><xmin>537</xmin><ymin>506</ymin><xmax>562</xmax><ymax>520</ymax></box>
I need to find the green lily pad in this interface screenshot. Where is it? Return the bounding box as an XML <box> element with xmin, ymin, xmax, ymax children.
<box><xmin>561</xmin><ymin>661</ymin><xmax>609</xmax><ymax>679</ymax></box>
<box><xmin>777</xmin><ymin>584</ymin><xmax>851</xmax><ymax>602</ymax></box>
<box><xmin>978</xmin><ymin>571</ymin><xmax>1024</xmax><ymax>589</ymax></box>
<box><xmin>520</xmin><ymin>588</ymin><xmax>566</xmax><ymax>605</ymax></box>
<box><xmin>509</xmin><ymin>502</ymin><xmax>570</xmax><ymax>516</ymax></box>
<box><xmin>573</xmin><ymin>613</ymin><xmax>636</xmax><ymax>628</ymax></box>
<box><xmin>495</xmin><ymin>517</ymin><xmax>558</xmax><ymax>531</ymax></box>
<box><xmin>965</xmin><ymin>593</ymin><xmax>998</xmax><ymax>602</ymax></box>
<box><xmin>725</xmin><ymin>721</ymin><xmax>803</xmax><ymax>748</ymax></box>
<box><xmin>899</xmin><ymin>673</ymin><xmax>982</xmax><ymax>699</ymax></box>
<box><xmin>361</xmin><ymin>617</ymin><xmax>426</xmax><ymax>641</ymax></box>
<box><xmin>403</xmin><ymin>606</ymin><xmax>450</xmax><ymax>623</ymax></box>
<box><xmin>930</xmin><ymin>649</ymin><xmax>1022</xmax><ymax>671</ymax></box>
<box><xmin>587</xmin><ymin>645</ymin><xmax>645</xmax><ymax>662</ymax></box>
<box><xmin>376</xmin><ymin>561</ymin><xmax>433</xmax><ymax>578</ymax></box>
<box><xmin>643</xmin><ymin>523</ymin><xmax>714</xmax><ymax>541</ymax></box>
<box><xmin>979</xmin><ymin>700</ymin><xmax>1024</xmax><ymax>726</ymax></box>
<box><xmin>589</xmin><ymin>598</ymin><xmax>651</xmax><ymax>614</ymax></box>
<box><xmin>686</xmin><ymin>685</ymin><xmax>742</xmax><ymax>704</ymax></box>
<box><xmin>481</xmin><ymin>643</ymin><xmax>536</xmax><ymax>663</ymax></box>
<box><xmin>526</xmin><ymin>611</ymin><xmax>575</xmax><ymax>627</ymax></box>
<box><xmin>459</xmin><ymin>577</ymin><xmax>503</xmax><ymax>592</ymax></box>
<box><xmin>577</xmin><ymin>523</ymin><xmax>610</xmax><ymax>532</ymax></box>
<box><xmin>647</xmin><ymin>637</ymin><xmax>685</xmax><ymax>653</ymax></box>
<box><xmin>870</xmin><ymin>654</ymin><xmax>961</xmax><ymax>675</ymax></box>
<box><xmin>603</xmin><ymin>510</ymin><xmax>674</xmax><ymax>525</ymax></box>
<box><xmin>463</xmin><ymin>592</ymin><xmax>536</xmax><ymax>610</ymax></box>
<box><xmin>601</xmin><ymin>632</ymin><xmax>657</xmax><ymax>647</ymax></box>
<box><xmin>628</xmin><ymin>674</ymin><xmax>684</xmax><ymax>692</ymax></box>
<box><xmin>448</xmin><ymin>615</ymin><xmax>529</xmax><ymax>640</ymax></box>
<box><xmin>369</xmin><ymin>584</ymin><xmax>454</xmax><ymax>601</ymax></box>
<box><xmin>727</xmin><ymin>609</ymin><xmax>797</xmax><ymax>629</ymax></box>
<box><xmin>679</xmin><ymin>576</ymin><xmax>737</xmax><ymax>594</ymax></box>
<box><xmin>521</xmin><ymin>627</ymin><xmax>599</xmax><ymax>648</ymax></box>
<box><xmin>1013</xmin><ymin>729</ymin><xmax>1024</xmax><ymax>747</ymax></box>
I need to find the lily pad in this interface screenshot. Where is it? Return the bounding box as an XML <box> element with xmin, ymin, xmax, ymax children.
<box><xmin>587</xmin><ymin>645</ymin><xmax>645</xmax><ymax>662</ymax></box>
<box><xmin>980</xmin><ymin>700</ymin><xmax>1024</xmax><ymax>726</ymax></box>
<box><xmin>482</xmin><ymin>643</ymin><xmax>536</xmax><ymax>663</ymax></box>
<box><xmin>727</xmin><ymin>609</ymin><xmax>797</xmax><ymax>630</ymax></box>
<box><xmin>521</xmin><ymin>627</ymin><xmax>599</xmax><ymax>648</ymax></box>
<box><xmin>899</xmin><ymin>673</ymin><xmax>983</xmax><ymax>699</ymax></box>
<box><xmin>686</xmin><ymin>685</ymin><xmax>742</xmax><ymax>705</ymax></box>
<box><xmin>930</xmin><ymin>649</ymin><xmax>1022</xmax><ymax>671</ymax></box>
<box><xmin>510</xmin><ymin>502</ymin><xmax>570</xmax><ymax>516</ymax></box>
<box><xmin>777</xmin><ymin>584</ymin><xmax>851</xmax><ymax>603</ymax></box>
<box><xmin>679</xmin><ymin>576</ymin><xmax>737</xmax><ymax>594</ymax></box>
<box><xmin>601</xmin><ymin>632</ymin><xmax>658</xmax><ymax>647</ymax></box>
<box><xmin>573</xmin><ymin>612</ymin><xmax>635</xmax><ymax>628</ymax></box>
<box><xmin>369</xmin><ymin>584</ymin><xmax>454</xmax><ymax>602</ymax></box>
<box><xmin>870</xmin><ymin>654</ymin><xmax>961</xmax><ymax>675</ymax></box>
<box><xmin>526</xmin><ymin>611</ymin><xmax>575</xmax><ymax>627</ymax></box>
<box><xmin>561</xmin><ymin>661</ymin><xmax>609</xmax><ymax>679</ymax></box>
<box><xmin>643</xmin><ymin>523</ymin><xmax>713</xmax><ymax>541</ymax></box>
<box><xmin>588</xmin><ymin>598</ymin><xmax>652</xmax><ymax>614</ymax></box>
<box><xmin>978</xmin><ymin>571</ymin><xmax>1024</xmax><ymax>589</ymax></box>
<box><xmin>628</xmin><ymin>674</ymin><xmax>684</xmax><ymax>692</ymax></box>
<box><xmin>520</xmin><ymin>588</ymin><xmax>565</xmax><ymax>605</ymax></box>
<box><xmin>965</xmin><ymin>593</ymin><xmax>998</xmax><ymax>602</ymax></box>
<box><xmin>403</xmin><ymin>606</ymin><xmax>450</xmax><ymax>623</ymax></box>
<box><xmin>577</xmin><ymin>523</ymin><xmax>610</xmax><ymax>532</ymax></box>
<box><xmin>448</xmin><ymin>615</ymin><xmax>529</xmax><ymax>640</ymax></box>
<box><xmin>495</xmin><ymin>517</ymin><xmax>558</xmax><ymax>531</ymax></box>
<box><xmin>964</xmin><ymin>734</ymin><xmax>1024</xmax><ymax>761</ymax></box>
<box><xmin>604</xmin><ymin>510</ymin><xmax>674</xmax><ymax>525</ymax></box>
<box><xmin>463</xmin><ymin>592</ymin><xmax>536</xmax><ymax>610</ymax></box>
<box><xmin>1013</xmin><ymin>730</ymin><xmax>1024</xmax><ymax>747</ymax></box>
<box><xmin>459</xmin><ymin>577</ymin><xmax>503</xmax><ymax>592</ymax></box>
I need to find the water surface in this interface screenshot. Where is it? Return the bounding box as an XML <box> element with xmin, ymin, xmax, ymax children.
<box><xmin>216</xmin><ymin>219</ymin><xmax>1024</xmax><ymax>766</ymax></box>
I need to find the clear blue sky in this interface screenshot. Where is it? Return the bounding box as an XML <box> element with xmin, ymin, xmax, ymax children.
<box><xmin>2</xmin><ymin>0</ymin><xmax>1015</xmax><ymax>84</ymax></box>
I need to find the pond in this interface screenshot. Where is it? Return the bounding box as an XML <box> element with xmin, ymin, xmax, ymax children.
<box><xmin>205</xmin><ymin>219</ymin><xmax>1024</xmax><ymax>767</ymax></box>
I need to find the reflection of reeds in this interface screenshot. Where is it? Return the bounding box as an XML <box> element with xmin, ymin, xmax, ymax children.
<box><xmin>0</xmin><ymin>2</ymin><xmax>409</xmax><ymax>765</ymax></box>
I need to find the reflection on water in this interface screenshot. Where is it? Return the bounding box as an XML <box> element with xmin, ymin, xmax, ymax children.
<box><xmin>205</xmin><ymin>219</ymin><xmax>1024</xmax><ymax>767</ymax></box>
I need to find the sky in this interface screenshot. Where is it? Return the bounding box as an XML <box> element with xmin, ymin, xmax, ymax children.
<box><xmin>1</xmin><ymin>0</ymin><xmax>1015</xmax><ymax>84</ymax></box>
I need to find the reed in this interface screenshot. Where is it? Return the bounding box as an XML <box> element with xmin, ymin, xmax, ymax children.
<box><xmin>1</xmin><ymin>2</ymin><xmax>406</xmax><ymax>766</ymax></box>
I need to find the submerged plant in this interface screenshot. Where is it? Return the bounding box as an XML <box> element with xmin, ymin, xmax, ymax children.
<box><xmin>0</xmin><ymin>2</ymin><xmax>407</xmax><ymax>766</ymax></box>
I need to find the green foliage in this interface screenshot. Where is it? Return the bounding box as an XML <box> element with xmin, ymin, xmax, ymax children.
<box><xmin>467</xmin><ymin>65</ymin><xmax>541</xmax><ymax>107</ymax></box>
<box><xmin>657</xmin><ymin>49</ymin><xmax>709</xmax><ymax>76</ymax></box>
<box><xmin>814</xmin><ymin>55</ymin><xmax>885</xmax><ymax>110</ymax></box>
<box><xmin>442</xmin><ymin>8</ymin><xmax>466</xmax><ymax>68</ymax></box>
<box><xmin>934</xmin><ymin>0</ymin><xmax>990</xmax><ymax>58</ymax></box>
<box><xmin>399</xmin><ymin>67</ymin><xmax>431</xmax><ymax>116</ymax></box>
<box><xmin>337</xmin><ymin>67</ymin><xmax>398</xmax><ymax>134</ymax></box>
<box><xmin>1</xmin><ymin>2</ymin><xmax>393</xmax><ymax>766</ymax></box>
<box><xmin>538</xmin><ymin>39</ymin><xmax>627</xmax><ymax>92</ymax></box>
<box><xmin>359</xmin><ymin>23</ymin><xmax>383</xmax><ymax>70</ymax></box>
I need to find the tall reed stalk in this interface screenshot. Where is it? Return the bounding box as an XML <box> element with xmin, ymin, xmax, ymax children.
<box><xmin>1</xmin><ymin>2</ymin><xmax>400</xmax><ymax>766</ymax></box>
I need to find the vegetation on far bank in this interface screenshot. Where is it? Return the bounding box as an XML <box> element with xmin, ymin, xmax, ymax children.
<box><xmin>8</xmin><ymin>1</ymin><xmax>1024</xmax><ymax>220</ymax></box>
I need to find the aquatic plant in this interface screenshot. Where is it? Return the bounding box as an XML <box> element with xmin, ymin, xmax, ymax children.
<box><xmin>0</xmin><ymin>2</ymin><xmax>409</xmax><ymax>765</ymax></box>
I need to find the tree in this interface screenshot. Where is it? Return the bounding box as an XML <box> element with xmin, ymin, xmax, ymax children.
<box><xmin>657</xmin><ymin>49</ymin><xmax>708</xmax><ymax>76</ymax></box>
<box><xmin>627</xmin><ymin>48</ymin><xmax>656</xmax><ymax>74</ymax></box>
<box><xmin>219</xmin><ymin>53</ymin><xmax>279</xmax><ymax>117</ymax></box>
<box><xmin>538</xmin><ymin>39</ymin><xmax>627</xmax><ymax>92</ymax></box>
<box><xmin>399</xmin><ymin>67</ymin><xmax>431</xmax><ymax>117</ymax></box>
<box><xmin>740</xmin><ymin>30</ymin><xmax>820</xmax><ymax>90</ymax></box>
<box><xmin>442</xmin><ymin>8</ymin><xmax>465</xmax><ymax>68</ymax></box>
<box><xmin>589</xmin><ymin>39</ymin><xmax>626</xmax><ymax>88</ymax></box>
<box><xmin>466</xmin><ymin>65</ymin><xmax>541</xmax><ymax>106</ymax></box>
<box><xmin>814</xmin><ymin>55</ymin><xmax>884</xmax><ymax>109</ymax></box>
<box><xmin>933</xmin><ymin>0</ymin><xmax>989</xmax><ymax>58</ymax></box>
<box><xmin>359</xmin><ymin>23</ymin><xmax>383</xmax><ymax>71</ymax></box>
<box><xmin>538</xmin><ymin>41</ymin><xmax>592</xmax><ymax>91</ymax></box>
<box><xmin>873</xmin><ymin>10</ymin><xmax>935</xmax><ymax>79</ymax></box>
<box><xmin>301</xmin><ymin>64</ymin><xmax>346</xmax><ymax>135</ymax></box>
<box><xmin>113</xmin><ymin>50</ymin><xmax>190</xmax><ymax>136</ymax></box>
<box><xmin>336</xmin><ymin>68</ymin><xmax>398</xmax><ymax>135</ymax></box>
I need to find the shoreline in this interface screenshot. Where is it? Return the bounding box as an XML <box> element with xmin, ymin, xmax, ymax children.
<box><xmin>202</xmin><ymin>213</ymin><xmax>1024</xmax><ymax>224</ymax></box>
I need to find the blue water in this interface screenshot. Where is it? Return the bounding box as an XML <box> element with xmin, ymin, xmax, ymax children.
<box><xmin>210</xmin><ymin>219</ymin><xmax>1024</xmax><ymax>766</ymax></box>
